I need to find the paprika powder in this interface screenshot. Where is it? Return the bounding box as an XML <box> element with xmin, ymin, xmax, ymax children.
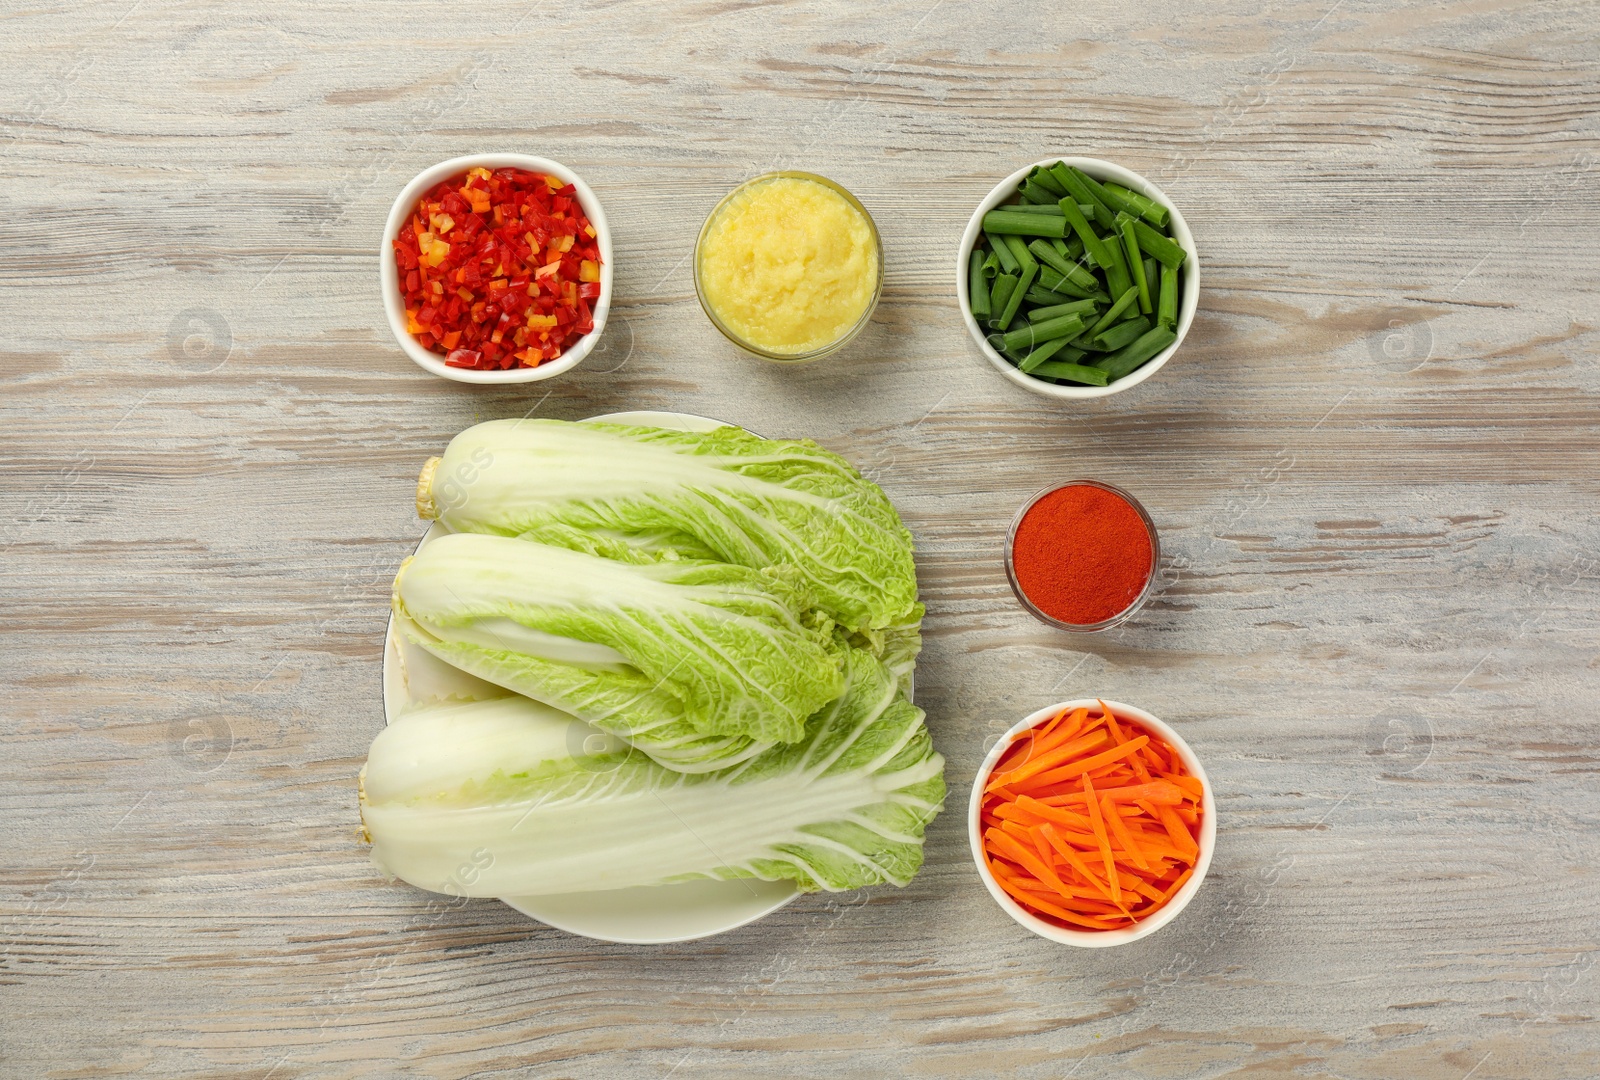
<box><xmin>1008</xmin><ymin>483</ymin><xmax>1154</xmax><ymax>626</ymax></box>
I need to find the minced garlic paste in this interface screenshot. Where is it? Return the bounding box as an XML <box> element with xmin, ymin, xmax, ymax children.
<box><xmin>697</xmin><ymin>176</ymin><xmax>879</xmax><ymax>355</ymax></box>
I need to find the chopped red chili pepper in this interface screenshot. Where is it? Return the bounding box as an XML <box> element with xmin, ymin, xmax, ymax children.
<box><xmin>393</xmin><ymin>167</ymin><xmax>603</xmax><ymax>370</ymax></box>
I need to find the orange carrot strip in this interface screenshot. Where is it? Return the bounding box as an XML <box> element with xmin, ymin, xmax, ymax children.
<box><xmin>1011</xmin><ymin>795</ymin><xmax>1095</xmax><ymax>829</ymax></box>
<box><xmin>1102</xmin><ymin>701</ymin><xmax>1156</xmax><ymax>784</ymax></box>
<box><xmin>1028</xmin><ymin>825</ymin><xmax>1057</xmax><ymax>868</ymax></box>
<box><xmin>1160</xmin><ymin>772</ymin><xmax>1204</xmax><ymax>799</ymax></box>
<box><xmin>991</xmin><ymin>861</ymin><xmax>1107</xmax><ymax>903</ymax></box>
<box><xmin>1102</xmin><ymin>796</ymin><xmax>1151</xmax><ymax>871</ymax></box>
<box><xmin>990</xmin><ymin>872</ymin><xmax>1122</xmax><ymax>930</ymax></box>
<box><xmin>1038</xmin><ymin>824</ymin><xmax>1117</xmax><ymax>901</ymax></box>
<box><xmin>1035</xmin><ymin>711</ymin><xmax>1066</xmax><ymax>739</ymax></box>
<box><xmin>1015</xmin><ymin>736</ymin><xmax>1150</xmax><ymax>792</ymax></box>
<box><xmin>994</xmin><ymin>729</ymin><xmax>1047</xmax><ymax>774</ymax></box>
<box><xmin>1037</xmin><ymin>781</ymin><xmax>1185</xmax><ymax>808</ymax></box>
<box><xmin>1121</xmin><ymin>874</ymin><xmax>1166</xmax><ymax>903</ymax></box>
<box><xmin>1138</xmin><ymin>737</ymin><xmax>1173</xmax><ymax>774</ymax></box>
<box><xmin>1155</xmin><ymin>805</ymin><xmax>1200</xmax><ymax>860</ymax></box>
<box><xmin>985</xmin><ymin>731</ymin><xmax>1114</xmax><ymax>791</ymax></box>
<box><xmin>1081</xmin><ymin>773</ymin><xmax>1120</xmax><ymax>904</ymax></box>
<box><xmin>984</xmin><ymin>827</ymin><xmax>1078</xmax><ymax>902</ymax></box>
<box><xmin>1026</xmin><ymin>710</ymin><xmax>1092</xmax><ymax>763</ymax></box>
<box><xmin>1150</xmin><ymin>866</ymin><xmax>1195</xmax><ymax>907</ymax></box>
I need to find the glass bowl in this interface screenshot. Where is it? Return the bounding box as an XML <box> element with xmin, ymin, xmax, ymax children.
<box><xmin>1004</xmin><ymin>479</ymin><xmax>1161</xmax><ymax>633</ymax></box>
<box><xmin>692</xmin><ymin>171</ymin><xmax>883</xmax><ymax>363</ymax></box>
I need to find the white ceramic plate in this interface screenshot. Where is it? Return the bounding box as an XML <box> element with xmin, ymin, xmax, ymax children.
<box><xmin>380</xmin><ymin>410</ymin><xmax>802</xmax><ymax>943</ymax></box>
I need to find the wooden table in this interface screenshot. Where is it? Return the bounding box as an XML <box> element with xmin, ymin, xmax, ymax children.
<box><xmin>5</xmin><ymin>2</ymin><xmax>1597</xmax><ymax>1076</ymax></box>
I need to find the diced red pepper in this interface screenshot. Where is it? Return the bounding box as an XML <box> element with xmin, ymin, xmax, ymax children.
<box><xmin>392</xmin><ymin>167</ymin><xmax>603</xmax><ymax>369</ymax></box>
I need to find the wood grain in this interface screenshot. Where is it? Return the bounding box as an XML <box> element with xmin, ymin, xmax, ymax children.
<box><xmin>3</xmin><ymin>0</ymin><xmax>1598</xmax><ymax>1076</ymax></box>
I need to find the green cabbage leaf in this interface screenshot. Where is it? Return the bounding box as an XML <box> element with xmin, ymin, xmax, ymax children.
<box><xmin>418</xmin><ymin>419</ymin><xmax>920</xmax><ymax>636</ymax></box>
<box><xmin>360</xmin><ymin>649</ymin><xmax>945</xmax><ymax>896</ymax></box>
<box><xmin>392</xmin><ymin>532</ymin><xmax>845</xmax><ymax>769</ymax></box>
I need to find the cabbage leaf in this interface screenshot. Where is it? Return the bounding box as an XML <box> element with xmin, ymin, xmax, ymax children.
<box><xmin>360</xmin><ymin>648</ymin><xmax>945</xmax><ymax>896</ymax></box>
<box><xmin>418</xmin><ymin>419</ymin><xmax>920</xmax><ymax>636</ymax></box>
<box><xmin>392</xmin><ymin>532</ymin><xmax>845</xmax><ymax>768</ymax></box>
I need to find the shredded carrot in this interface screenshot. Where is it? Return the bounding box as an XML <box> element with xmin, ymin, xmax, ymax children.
<box><xmin>1004</xmin><ymin>736</ymin><xmax>1151</xmax><ymax>793</ymax></box>
<box><xmin>1080</xmin><ymin>773</ymin><xmax>1120</xmax><ymax>904</ymax></box>
<box><xmin>1036</xmin><ymin>780</ymin><xmax>1184</xmax><ymax>807</ymax></box>
<box><xmin>979</xmin><ymin>703</ymin><xmax>1204</xmax><ymax>933</ymax></box>
<box><xmin>985</xmin><ymin>730</ymin><xmax>1113</xmax><ymax>791</ymax></box>
<box><xmin>1102</xmin><ymin>796</ymin><xmax>1151</xmax><ymax>871</ymax></box>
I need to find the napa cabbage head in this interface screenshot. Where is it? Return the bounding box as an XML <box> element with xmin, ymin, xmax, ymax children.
<box><xmin>391</xmin><ymin>532</ymin><xmax>845</xmax><ymax>770</ymax></box>
<box><xmin>416</xmin><ymin>419</ymin><xmax>920</xmax><ymax>636</ymax></box>
<box><xmin>359</xmin><ymin>648</ymin><xmax>945</xmax><ymax>897</ymax></box>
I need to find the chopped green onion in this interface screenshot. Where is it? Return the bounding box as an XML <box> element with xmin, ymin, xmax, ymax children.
<box><xmin>1000</xmin><ymin>312</ymin><xmax>1086</xmax><ymax>353</ymax></box>
<box><xmin>1050</xmin><ymin>164</ymin><xmax>1117</xmax><ymax>231</ymax></box>
<box><xmin>982</xmin><ymin>210</ymin><xmax>1068</xmax><ymax>237</ymax></box>
<box><xmin>986</xmin><ymin>333</ymin><xmax>1024</xmax><ymax>362</ymax></box>
<box><xmin>1092</xmin><ymin>324</ymin><xmax>1178</xmax><ymax>380</ymax></box>
<box><xmin>1001</xmin><ymin>234</ymin><xmax>1036</xmax><ymax>273</ymax></box>
<box><xmin>1119</xmin><ymin>219</ymin><xmax>1152</xmax><ymax>315</ymax></box>
<box><xmin>1030</xmin><ymin>360</ymin><xmax>1110</xmax><ymax>385</ymax></box>
<box><xmin>969</xmin><ymin>250</ymin><xmax>992</xmax><ymax>321</ymax></box>
<box><xmin>1056</xmin><ymin>197</ymin><xmax>1113</xmax><ymax>272</ymax></box>
<box><xmin>1017</xmin><ymin>336</ymin><xmax>1074</xmax><ymax>373</ymax></box>
<box><xmin>1027</xmin><ymin>298</ymin><xmax>1099</xmax><ymax>321</ymax></box>
<box><xmin>1019</xmin><ymin>180</ymin><xmax>1058</xmax><ymax>205</ymax></box>
<box><xmin>1092</xmin><ymin>315</ymin><xmax>1153</xmax><ymax>352</ymax></box>
<box><xmin>1158</xmin><ymin>265</ymin><xmax>1178</xmax><ymax>328</ymax></box>
<box><xmin>987</xmin><ymin>273</ymin><xmax>1019</xmax><ymax>329</ymax></box>
<box><xmin>964</xmin><ymin>166</ymin><xmax>1189</xmax><ymax>386</ymax></box>
<box><xmin>987</xmin><ymin>231</ymin><xmax>1020</xmax><ymax>274</ymax></box>
<box><xmin>1025</xmin><ymin>284</ymin><xmax>1086</xmax><ymax>306</ymax></box>
<box><xmin>1118</xmin><ymin>213</ymin><xmax>1186</xmax><ymax>269</ymax></box>
<box><xmin>1037</xmin><ymin>265</ymin><xmax>1104</xmax><ymax>301</ymax></box>
<box><xmin>1096</xmin><ymin>225</ymin><xmax>1134</xmax><ymax>302</ymax></box>
<box><xmin>1077</xmin><ymin>171</ymin><xmax>1139</xmax><ymax>218</ymax></box>
<box><xmin>1027</xmin><ymin>166</ymin><xmax>1068</xmax><ymax>198</ymax></box>
<box><xmin>1104</xmin><ymin>181</ymin><xmax>1170</xmax><ymax>228</ymax></box>
<box><xmin>1077</xmin><ymin>286</ymin><xmax>1141</xmax><ymax>345</ymax></box>
<box><xmin>995</xmin><ymin>242</ymin><xmax>1037</xmax><ymax>328</ymax></box>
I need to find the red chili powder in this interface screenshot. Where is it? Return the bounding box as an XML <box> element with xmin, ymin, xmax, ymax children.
<box><xmin>1011</xmin><ymin>484</ymin><xmax>1153</xmax><ymax>625</ymax></box>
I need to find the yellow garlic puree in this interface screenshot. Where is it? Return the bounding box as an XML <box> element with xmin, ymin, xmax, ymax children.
<box><xmin>697</xmin><ymin>176</ymin><xmax>879</xmax><ymax>355</ymax></box>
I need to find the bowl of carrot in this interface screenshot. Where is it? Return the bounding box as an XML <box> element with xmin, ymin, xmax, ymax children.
<box><xmin>969</xmin><ymin>699</ymin><xmax>1214</xmax><ymax>946</ymax></box>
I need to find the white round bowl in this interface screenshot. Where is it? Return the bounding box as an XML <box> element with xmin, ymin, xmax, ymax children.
<box><xmin>957</xmin><ymin>157</ymin><xmax>1199</xmax><ymax>400</ymax></box>
<box><xmin>380</xmin><ymin>154</ymin><xmax>613</xmax><ymax>385</ymax></box>
<box><xmin>968</xmin><ymin>698</ymin><xmax>1216</xmax><ymax>946</ymax></box>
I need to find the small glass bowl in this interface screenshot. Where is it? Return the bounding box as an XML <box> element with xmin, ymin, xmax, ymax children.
<box><xmin>692</xmin><ymin>171</ymin><xmax>884</xmax><ymax>364</ymax></box>
<box><xmin>1004</xmin><ymin>479</ymin><xmax>1161</xmax><ymax>633</ymax></box>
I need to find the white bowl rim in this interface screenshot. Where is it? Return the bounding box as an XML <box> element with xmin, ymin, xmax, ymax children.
<box><xmin>967</xmin><ymin>698</ymin><xmax>1217</xmax><ymax>947</ymax></box>
<box><xmin>956</xmin><ymin>157</ymin><xmax>1199</xmax><ymax>400</ymax></box>
<box><xmin>379</xmin><ymin>153</ymin><xmax>614</xmax><ymax>385</ymax></box>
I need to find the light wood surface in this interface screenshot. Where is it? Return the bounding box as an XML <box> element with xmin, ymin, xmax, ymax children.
<box><xmin>4</xmin><ymin>1</ymin><xmax>1598</xmax><ymax>1076</ymax></box>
